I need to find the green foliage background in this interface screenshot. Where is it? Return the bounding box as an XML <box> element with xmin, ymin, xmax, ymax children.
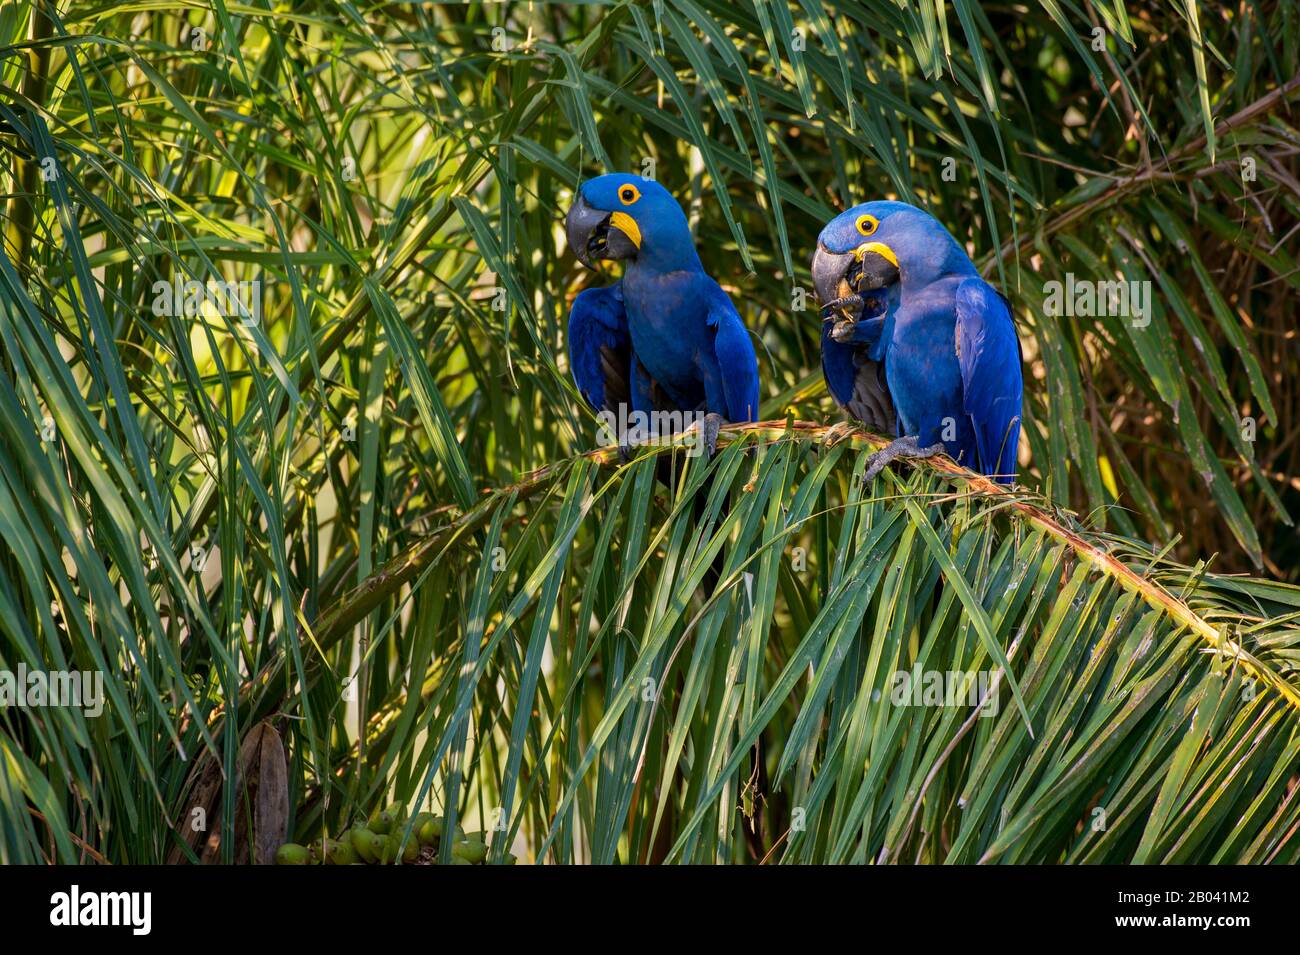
<box><xmin>0</xmin><ymin>1</ymin><xmax>1298</xmax><ymax>864</ymax></box>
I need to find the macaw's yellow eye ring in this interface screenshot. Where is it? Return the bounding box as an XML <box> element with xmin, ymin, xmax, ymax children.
<box><xmin>618</xmin><ymin>184</ymin><xmax>641</xmax><ymax>205</ymax></box>
<box><xmin>855</xmin><ymin>214</ymin><xmax>879</xmax><ymax>237</ymax></box>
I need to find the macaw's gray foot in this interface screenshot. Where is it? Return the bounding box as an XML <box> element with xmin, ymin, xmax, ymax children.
<box><xmin>688</xmin><ymin>412</ymin><xmax>726</xmax><ymax>458</ymax></box>
<box><xmin>617</xmin><ymin>441</ymin><xmax>637</xmax><ymax>464</ymax></box>
<box><xmin>862</xmin><ymin>434</ymin><xmax>945</xmax><ymax>483</ymax></box>
<box><xmin>820</xmin><ymin>420</ymin><xmax>859</xmax><ymax>450</ymax></box>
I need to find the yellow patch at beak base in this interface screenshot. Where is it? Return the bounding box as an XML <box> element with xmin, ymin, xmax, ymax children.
<box><xmin>609</xmin><ymin>211</ymin><xmax>642</xmax><ymax>249</ymax></box>
<box><xmin>855</xmin><ymin>241</ymin><xmax>898</xmax><ymax>268</ymax></box>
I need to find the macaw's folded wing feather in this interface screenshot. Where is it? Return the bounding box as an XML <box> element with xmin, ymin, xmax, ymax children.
<box><xmin>568</xmin><ymin>283</ymin><xmax>631</xmax><ymax>414</ymax></box>
<box><xmin>821</xmin><ymin>321</ymin><xmax>896</xmax><ymax>436</ymax></box>
<box><xmin>955</xmin><ymin>278</ymin><xmax>1023</xmax><ymax>484</ymax></box>
<box><xmin>706</xmin><ymin>291</ymin><xmax>761</xmax><ymax>423</ymax></box>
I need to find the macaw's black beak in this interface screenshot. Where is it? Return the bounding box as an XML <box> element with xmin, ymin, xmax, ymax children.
<box><xmin>565</xmin><ymin>193</ymin><xmax>639</xmax><ymax>270</ymax></box>
<box><xmin>811</xmin><ymin>241</ymin><xmax>900</xmax><ymax>319</ymax></box>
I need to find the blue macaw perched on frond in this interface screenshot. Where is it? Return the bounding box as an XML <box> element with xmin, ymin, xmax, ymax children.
<box><xmin>563</xmin><ymin>174</ymin><xmax>760</xmax><ymax>455</ymax></box>
<box><xmin>811</xmin><ymin>200</ymin><xmax>1023</xmax><ymax>484</ymax></box>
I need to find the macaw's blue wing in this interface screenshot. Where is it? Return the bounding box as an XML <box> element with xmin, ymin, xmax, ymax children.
<box><xmin>818</xmin><ymin>291</ymin><xmax>895</xmax><ymax>435</ymax></box>
<box><xmin>568</xmin><ymin>284</ymin><xmax>631</xmax><ymax>414</ymax></box>
<box><xmin>820</xmin><ymin>325</ymin><xmax>858</xmax><ymax>409</ymax></box>
<box><xmin>706</xmin><ymin>290</ymin><xmax>760</xmax><ymax>422</ymax></box>
<box><xmin>955</xmin><ymin>278</ymin><xmax>1023</xmax><ymax>483</ymax></box>
<box><xmin>821</xmin><ymin>324</ymin><xmax>896</xmax><ymax>436</ymax></box>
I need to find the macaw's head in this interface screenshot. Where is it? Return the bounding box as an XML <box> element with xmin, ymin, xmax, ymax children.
<box><xmin>565</xmin><ymin>174</ymin><xmax>699</xmax><ymax>272</ymax></box>
<box><xmin>811</xmin><ymin>200</ymin><xmax>974</xmax><ymax>320</ymax></box>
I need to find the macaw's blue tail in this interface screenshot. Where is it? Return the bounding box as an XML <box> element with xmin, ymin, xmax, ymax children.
<box><xmin>918</xmin><ymin>410</ymin><xmax>1019</xmax><ymax>485</ymax></box>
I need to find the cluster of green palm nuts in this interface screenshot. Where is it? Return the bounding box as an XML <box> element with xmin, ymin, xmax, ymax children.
<box><xmin>274</xmin><ymin>806</ymin><xmax>509</xmax><ymax>865</ymax></box>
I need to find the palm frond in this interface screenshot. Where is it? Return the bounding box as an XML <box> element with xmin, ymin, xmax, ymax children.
<box><xmin>302</xmin><ymin>423</ymin><xmax>1300</xmax><ymax>864</ymax></box>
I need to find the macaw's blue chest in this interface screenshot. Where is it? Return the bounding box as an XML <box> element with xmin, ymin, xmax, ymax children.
<box><xmin>621</xmin><ymin>267</ymin><xmax>712</xmax><ymax>396</ymax></box>
<box><xmin>886</xmin><ymin>283</ymin><xmax>964</xmax><ymax>436</ymax></box>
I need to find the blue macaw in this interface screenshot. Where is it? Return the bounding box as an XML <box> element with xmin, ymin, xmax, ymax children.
<box><xmin>563</xmin><ymin>174</ymin><xmax>760</xmax><ymax>454</ymax></box>
<box><xmin>811</xmin><ymin>200</ymin><xmax>1023</xmax><ymax>484</ymax></box>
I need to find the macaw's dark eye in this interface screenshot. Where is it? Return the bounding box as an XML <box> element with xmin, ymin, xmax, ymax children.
<box><xmin>856</xmin><ymin>214</ymin><xmax>879</xmax><ymax>237</ymax></box>
<box><xmin>618</xmin><ymin>185</ymin><xmax>640</xmax><ymax>205</ymax></box>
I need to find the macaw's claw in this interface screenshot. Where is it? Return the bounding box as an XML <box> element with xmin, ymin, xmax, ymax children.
<box><xmin>617</xmin><ymin>442</ymin><xmax>635</xmax><ymax>464</ymax></box>
<box><xmin>821</xmin><ymin>295</ymin><xmax>865</xmax><ymax>322</ymax></box>
<box><xmin>829</xmin><ymin>318</ymin><xmax>860</xmax><ymax>343</ymax></box>
<box><xmin>689</xmin><ymin>412</ymin><xmax>726</xmax><ymax>458</ymax></box>
<box><xmin>862</xmin><ymin>434</ymin><xmax>945</xmax><ymax>484</ymax></box>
